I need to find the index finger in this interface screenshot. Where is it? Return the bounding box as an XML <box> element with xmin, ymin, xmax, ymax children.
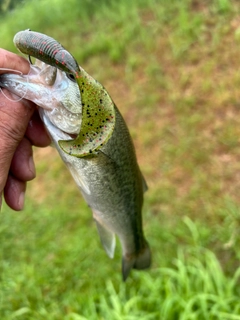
<box><xmin>0</xmin><ymin>48</ymin><xmax>29</xmax><ymax>74</ymax></box>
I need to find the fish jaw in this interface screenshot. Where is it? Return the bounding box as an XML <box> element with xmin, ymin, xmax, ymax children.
<box><xmin>0</xmin><ymin>63</ymin><xmax>82</xmax><ymax>135</ymax></box>
<box><xmin>0</xmin><ymin>64</ymin><xmax>81</xmax><ymax>110</ymax></box>
<box><xmin>0</xmin><ymin>66</ymin><xmax>61</xmax><ymax>110</ymax></box>
<box><xmin>0</xmin><ymin>73</ymin><xmax>54</xmax><ymax>109</ymax></box>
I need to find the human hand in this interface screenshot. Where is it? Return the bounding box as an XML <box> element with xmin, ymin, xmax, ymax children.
<box><xmin>0</xmin><ymin>49</ymin><xmax>51</xmax><ymax>211</ymax></box>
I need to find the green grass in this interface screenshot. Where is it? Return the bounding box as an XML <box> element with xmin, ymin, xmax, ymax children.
<box><xmin>1</xmin><ymin>0</ymin><xmax>240</xmax><ymax>318</ymax></box>
<box><xmin>1</xmin><ymin>211</ymin><xmax>240</xmax><ymax>319</ymax></box>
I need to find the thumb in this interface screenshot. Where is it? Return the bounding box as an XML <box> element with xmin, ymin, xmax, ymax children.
<box><xmin>0</xmin><ymin>93</ymin><xmax>35</xmax><ymax>194</ymax></box>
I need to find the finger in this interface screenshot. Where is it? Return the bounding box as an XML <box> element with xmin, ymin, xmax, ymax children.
<box><xmin>0</xmin><ymin>49</ymin><xmax>30</xmax><ymax>74</ymax></box>
<box><xmin>0</xmin><ymin>91</ymin><xmax>35</xmax><ymax>193</ymax></box>
<box><xmin>10</xmin><ymin>137</ymin><xmax>35</xmax><ymax>182</ymax></box>
<box><xmin>4</xmin><ymin>174</ymin><xmax>26</xmax><ymax>211</ymax></box>
<box><xmin>25</xmin><ymin>110</ymin><xmax>51</xmax><ymax>147</ymax></box>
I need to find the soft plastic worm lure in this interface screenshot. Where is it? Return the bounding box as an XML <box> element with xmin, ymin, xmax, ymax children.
<box><xmin>14</xmin><ymin>30</ymin><xmax>115</xmax><ymax>157</ymax></box>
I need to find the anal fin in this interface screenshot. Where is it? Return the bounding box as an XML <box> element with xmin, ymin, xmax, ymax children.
<box><xmin>94</xmin><ymin>216</ymin><xmax>116</xmax><ymax>259</ymax></box>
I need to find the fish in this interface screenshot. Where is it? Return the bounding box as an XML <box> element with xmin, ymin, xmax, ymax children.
<box><xmin>0</xmin><ymin>30</ymin><xmax>151</xmax><ymax>280</ymax></box>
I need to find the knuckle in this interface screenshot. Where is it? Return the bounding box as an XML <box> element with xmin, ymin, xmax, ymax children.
<box><xmin>0</xmin><ymin>121</ymin><xmax>22</xmax><ymax>146</ymax></box>
<box><xmin>0</xmin><ymin>103</ymin><xmax>31</xmax><ymax>147</ymax></box>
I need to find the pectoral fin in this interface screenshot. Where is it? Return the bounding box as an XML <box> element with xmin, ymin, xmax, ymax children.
<box><xmin>93</xmin><ymin>212</ymin><xmax>116</xmax><ymax>259</ymax></box>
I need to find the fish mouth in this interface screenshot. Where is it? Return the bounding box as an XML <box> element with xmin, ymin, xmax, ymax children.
<box><xmin>0</xmin><ymin>67</ymin><xmax>62</xmax><ymax>110</ymax></box>
<box><xmin>0</xmin><ymin>61</ymin><xmax>82</xmax><ymax>136</ymax></box>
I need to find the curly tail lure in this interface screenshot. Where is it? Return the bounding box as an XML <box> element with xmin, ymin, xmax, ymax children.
<box><xmin>14</xmin><ymin>30</ymin><xmax>115</xmax><ymax>157</ymax></box>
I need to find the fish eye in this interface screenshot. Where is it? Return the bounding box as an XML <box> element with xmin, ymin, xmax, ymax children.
<box><xmin>67</xmin><ymin>73</ymin><xmax>76</xmax><ymax>82</ymax></box>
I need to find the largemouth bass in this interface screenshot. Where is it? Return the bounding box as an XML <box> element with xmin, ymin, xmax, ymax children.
<box><xmin>0</xmin><ymin>30</ymin><xmax>151</xmax><ymax>280</ymax></box>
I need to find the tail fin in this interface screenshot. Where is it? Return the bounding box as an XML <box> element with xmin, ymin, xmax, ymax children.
<box><xmin>122</xmin><ymin>241</ymin><xmax>151</xmax><ymax>281</ymax></box>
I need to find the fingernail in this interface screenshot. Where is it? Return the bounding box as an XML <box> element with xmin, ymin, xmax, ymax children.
<box><xmin>28</xmin><ymin>156</ymin><xmax>36</xmax><ymax>178</ymax></box>
<box><xmin>18</xmin><ymin>191</ymin><xmax>25</xmax><ymax>210</ymax></box>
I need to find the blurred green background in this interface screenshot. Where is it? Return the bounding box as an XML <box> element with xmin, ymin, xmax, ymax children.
<box><xmin>1</xmin><ymin>0</ymin><xmax>240</xmax><ymax>319</ymax></box>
